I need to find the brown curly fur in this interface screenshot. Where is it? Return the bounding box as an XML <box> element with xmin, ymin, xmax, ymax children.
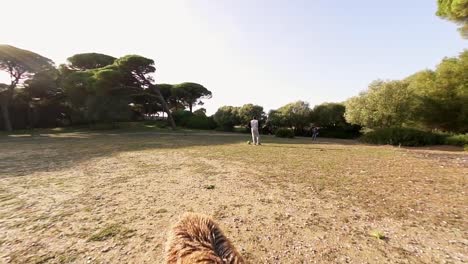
<box><xmin>166</xmin><ymin>213</ymin><xmax>245</xmax><ymax>264</ymax></box>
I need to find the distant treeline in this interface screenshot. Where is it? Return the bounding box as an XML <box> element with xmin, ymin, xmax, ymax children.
<box><xmin>0</xmin><ymin>45</ymin><xmax>466</xmax><ymax>144</ymax></box>
<box><xmin>345</xmin><ymin>50</ymin><xmax>467</xmax><ymax>134</ymax></box>
<box><xmin>0</xmin><ymin>45</ymin><xmax>211</xmax><ymax>131</ymax></box>
<box><xmin>212</xmin><ymin>102</ymin><xmax>361</xmax><ymax>139</ymax></box>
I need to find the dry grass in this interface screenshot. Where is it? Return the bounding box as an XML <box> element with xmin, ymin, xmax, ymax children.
<box><xmin>0</xmin><ymin>131</ymin><xmax>466</xmax><ymax>263</ymax></box>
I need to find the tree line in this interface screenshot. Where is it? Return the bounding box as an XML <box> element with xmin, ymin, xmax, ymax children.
<box><xmin>1</xmin><ymin>43</ymin><xmax>465</xmax><ymax>138</ymax></box>
<box><xmin>213</xmin><ymin>101</ymin><xmax>361</xmax><ymax>138</ymax></box>
<box><xmin>0</xmin><ymin>45</ymin><xmax>211</xmax><ymax>131</ymax></box>
<box><xmin>213</xmin><ymin>50</ymin><xmax>467</xmax><ymax>137</ymax></box>
<box><xmin>345</xmin><ymin>50</ymin><xmax>467</xmax><ymax>133</ymax></box>
<box><xmin>1</xmin><ymin>1</ymin><xmax>466</xmax><ymax>134</ymax></box>
<box><xmin>1</xmin><ymin>44</ymin><xmax>465</xmax><ymax>137</ymax></box>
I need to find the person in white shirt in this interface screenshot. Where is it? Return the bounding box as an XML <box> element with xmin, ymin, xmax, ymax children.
<box><xmin>250</xmin><ymin>116</ymin><xmax>260</xmax><ymax>145</ymax></box>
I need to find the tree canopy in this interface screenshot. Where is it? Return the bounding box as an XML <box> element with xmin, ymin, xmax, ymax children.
<box><xmin>345</xmin><ymin>80</ymin><xmax>414</xmax><ymax>129</ymax></box>
<box><xmin>0</xmin><ymin>44</ymin><xmax>54</xmax><ymax>131</ymax></box>
<box><xmin>67</xmin><ymin>53</ymin><xmax>116</xmax><ymax>70</ymax></box>
<box><xmin>345</xmin><ymin>50</ymin><xmax>468</xmax><ymax>133</ymax></box>
<box><xmin>172</xmin><ymin>82</ymin><xmax>212</xmax><ymax>113</ymax></box>
<box><xmin>311</xmin><ymin>103</ymin><xmax>347</xmax><ymax>127</ymax></box>
<box><xmin>238</xmin><ymin>104</ymin><xmax>265</xmax><ymax>125</ymax></box>
<box><xmin>272</xmin><ymin>101</ymin><xmax>311</xmax><ymax>132</ymax></box>
<box><xmin>436</xmin><ymin>0</ymin><xmax>468</xmax><ymax>38</ymax></box>
<box><xmin>213</xmin><ymin>106</ymin><xmax>240</xmax><ymax>131</ymax></box>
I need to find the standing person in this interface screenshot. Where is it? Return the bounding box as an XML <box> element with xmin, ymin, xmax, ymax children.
<box><xmin>250</xmin><ymin>116</ymin><xmax>261</xmax><ymax>145</ymax></box>
<box><xmin>312</xmin><ymin>127</ymin><xmax>319</xmax><ymax>141</ymax></box>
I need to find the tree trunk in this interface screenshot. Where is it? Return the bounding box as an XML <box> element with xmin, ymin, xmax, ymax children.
<box><xmin>151</xmin><ymin>87</ymin><xmax>176</xmax><ymax>130</ymax></box>
<box><xmin>189</xmin><ymin>104</ymin><xmax>193</xmax><ymax>113</ymax></box>
<box><xmin>0</xmin><ymin>100</ymin><xmax>12</xmax><ymax>132</ymax></box>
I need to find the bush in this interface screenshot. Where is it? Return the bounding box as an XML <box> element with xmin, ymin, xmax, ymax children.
<box><xmin>275</xmin><ymin>128</ymin><xmax>295</xmax><ymax>138</ymax></box>
<box><xmin>318</xmin><ymin>125</ymin><xmax>361</xmax><ymax>139</ymax></box>
<box><xmin>213</xmin><ymin>106</ymin><xmax>240</xmax><ymax>131</ymax></box>
<box><xmin>444</xmin><ymin>134</ymin><xmax>468</xmax><ymax>147</ymax></box>
<box><xmin>172</xmin><ymin>110</ymin><xmax>216</xmax><ymax>130</ymax></box>
<box><xmin>143</xmin><ymin>120</ymin><xmax>168</xmax><ymax>128</ymax></box>
<box><xmin>186</xmin><ymin>115</ymin><xmax>217</xmax><ymax>130</ymax></box>
<box><xmin>88</xmin><ymin>122</ymin><xmax>118</xmax><ymax>130</ymax></box>
<box><xmin>360</xmin><ymin>127</ymin><xmax>444</xmax><ymax>146</ymax></box>
<box><xmin>172</xmin><ymin>110</ymin><xmax>193</xmax><ymax>126</ymax></box>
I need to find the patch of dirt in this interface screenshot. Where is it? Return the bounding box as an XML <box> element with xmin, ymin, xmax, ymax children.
<box><xmin>0</xmin><ymin>133</ymin><xmax>466</xmax><ymax>263</ymax></box>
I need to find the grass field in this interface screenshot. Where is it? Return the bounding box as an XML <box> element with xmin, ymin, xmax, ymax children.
<box><xmin>0</xmin><ymin>131</ymin><xmax>467</xmax><ymax>263</ymax></box>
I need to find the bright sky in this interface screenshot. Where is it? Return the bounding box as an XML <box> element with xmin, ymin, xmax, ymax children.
<box><xmin>1</xmin><ymin>0</ymin><xmax>466</xmax><ymax>114</ymax></box>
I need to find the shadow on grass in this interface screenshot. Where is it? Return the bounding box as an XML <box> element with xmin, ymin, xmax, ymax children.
<box><xmin>0</xmin><ymin>132</ymin><xmax>249</xmax><ymax>178</ymax></box>
<box><xmin>0</xmin><ymin>130</ymin><xmax>360</xmax><ymax>178</ymax></box>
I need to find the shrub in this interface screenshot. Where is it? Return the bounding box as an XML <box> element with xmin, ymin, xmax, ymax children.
<box><xmin>213</xmin><ymin>106</ymin><xmax>240</xmax><ymax>131</ymax></box>
<box><xmin>172</xmin><ymin>110</ymin><xmax>216</xmax><ymax>130</ymax></box>
<box><xmin>275</xmin><ymin>128</ymin><xmax>295</xmax><ymax>138</ymax></box>
<box><xmin>444</xmin><ymin>134</ymin><xmax>468</xmax><ymax>147</ymax></box>
<box><xmin>172</xmin><ymin>110</ymin><xmax>193</xmax><ymax>126</ymax></box>
<box><xmin>360</xmin><ymin>127</ymin><xmax>444</xmax><ymax>146</ymax></box>
<box><xmin>318</xmin><ymin>125</ymin><xmax>362</xmax><ymax>139</ymax></box>
<box><xmin>143</xmin><ymin>120</ymin><xmax>168</xmax><ymax>128</ymax></box>
<box><xmin>88</xmin><ymin>122</ymin><xmax>118</xmax><ymax>130</ymax></box>
<box><xmin>186</xmin><ymin>115</ymin><xmax>217</xmax><ymax>130</ymax></box>
<box><xmin>114</xmin><ymin>122</ymin><xmax>141</xmax><ymax>129</ymax></box>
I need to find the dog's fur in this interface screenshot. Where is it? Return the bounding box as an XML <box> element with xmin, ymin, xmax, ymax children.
<box><xmin>166</xmin><ymin>213</ymin><xmax>245</xmax><ymax>264</ymax></box>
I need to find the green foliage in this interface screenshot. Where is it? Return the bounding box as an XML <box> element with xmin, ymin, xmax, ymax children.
<box><xmin>67</xmin><ymin>53</ymin><xmax>116</xmax><ymax>70</ymax></box>
<box><xmin>310</xmin><ymin>102</ymin><xmax>361</xmax><ymax>138</ymax></box>
<box><xmin>406</xmin><ymin>51</ymin><xmax>468</xmax><ymax>132</ymax></box>
<box><xmin>154</xmin><ymin>83</ymin><xmax>182</xmax><ymax>111</ymax></box>
<box><xmin>0</xmin><ymin>45</ymin><xmax>55</xmax><ymax>131</ymax></box>
<box><xmin>444</xmin><ymin>133</ymin><xmax>468</xmax><ymax>146</ymax></box>
<box><xmin>61</xmin><ymin>67</ymin><xmax>132</xmax><ymax>124</ymax></box>
<box><xmin>23</xmin><ymin>69</ymin><xmax>61</xmax><ymax>98</ymax></box>
<box><xmin>360</xmin><ymin>128</ymin><xmax>445</xmax><ymax>146</ymax></box>
<box><xmin>436</xmin><ymin>0</ymin><xmax>468</xmax><ymax>38</ymax></box>
<box><xmin>346</xmin><ymin>50</ymin><xmax>468</xmax><ymax>133</ymax></box>
<box><xmin>269</xmin><ymin>101</ymin><xmax>311</xmax><ymax>134</ymax></box>
<box><xmin>85</xmin><ymin>96</ymin><xmax>132</xmax><ymax>123</ymax></box>
<box><xmin>213</xmin><ymin>106</ymin><xmax>240</xmax><ymax>131</ymax></box>
<box><xmin>345</xmin><ymin>80</ymin><xmax>414</xmax><ymax>129</ymax></box>
<box><xmin>61</xmin><ymin>54</ymin><xmax>177</xmax><ymax>127</ymax></box>
<box><xmin>0</xmin><ymin>45</ymin><xmax>54</xmax><ymax>78</ymax></box>
<box><xmin>275</xmin><ymin>128</ymin><xmax>295</xmax><ymax>138</ymax></box>
<box><xmin>238</xmin><ymin>104</ymin><xmax>266</xmax><ymax>125</ymax></box>
<box><xmin>311</xmin><ymin>103</ymin><xmax>347</xmax><ymax>127</ymax></box>
<box><xmin>193</xmin><ymin>108</ymin><xmax>207</xmax><ymax>116</ymax></box>
<box><xmin>172</xmin><ymin>110</ymin><xmax>193</xmax><ymax>125</ymax></box>
<box><xmin>156</xmin><ymin>83</ymin><xmax>174</xmax><ymax>99</ymax></box>
<box><xmin>186</xmin><ymin>115</ymin><xmax>217</xmax><ymax>130</ymax></box>
<box><xmin>267</xmin><ymin>109</ymin><xmax>282</xmax><ymax>127</ymax></box>
<box><xmin>62</xmin><ymin>71</ymin><xmax>95</xmax><ymax>108</ymax></box>
<box><xmin>318</xmin><ymin>126</ymin><xmax>361</xmax><ymax>139</ymax></box>
<box><xmin>172</xmin><ymin>110</ymin><xmax>216</xmax><ymax>130</ymax></box>
<box><xmin>2</xmin><ymin>48</ymin><xmax>215</xmax><ymax>131</ymax></box>
<box><xmin>142</xmin><ymin>120</ymin><xmax>168</xmax><ymax>128</ymax></box>
<box><xmin>115</xmin><ymin>55</ymin><xmax>156</xmax><ymax>78</ymax></box>
<box><xmin>172</xmin><ymin>82</ymin><xmax>212</xmax><ymax>112</ymax></box>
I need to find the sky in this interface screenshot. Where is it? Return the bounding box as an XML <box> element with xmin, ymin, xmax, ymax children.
<box><xmin>0</xmin><ymin>0</ymin><xmax>466</xmax><ymax>114</ymax></box>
